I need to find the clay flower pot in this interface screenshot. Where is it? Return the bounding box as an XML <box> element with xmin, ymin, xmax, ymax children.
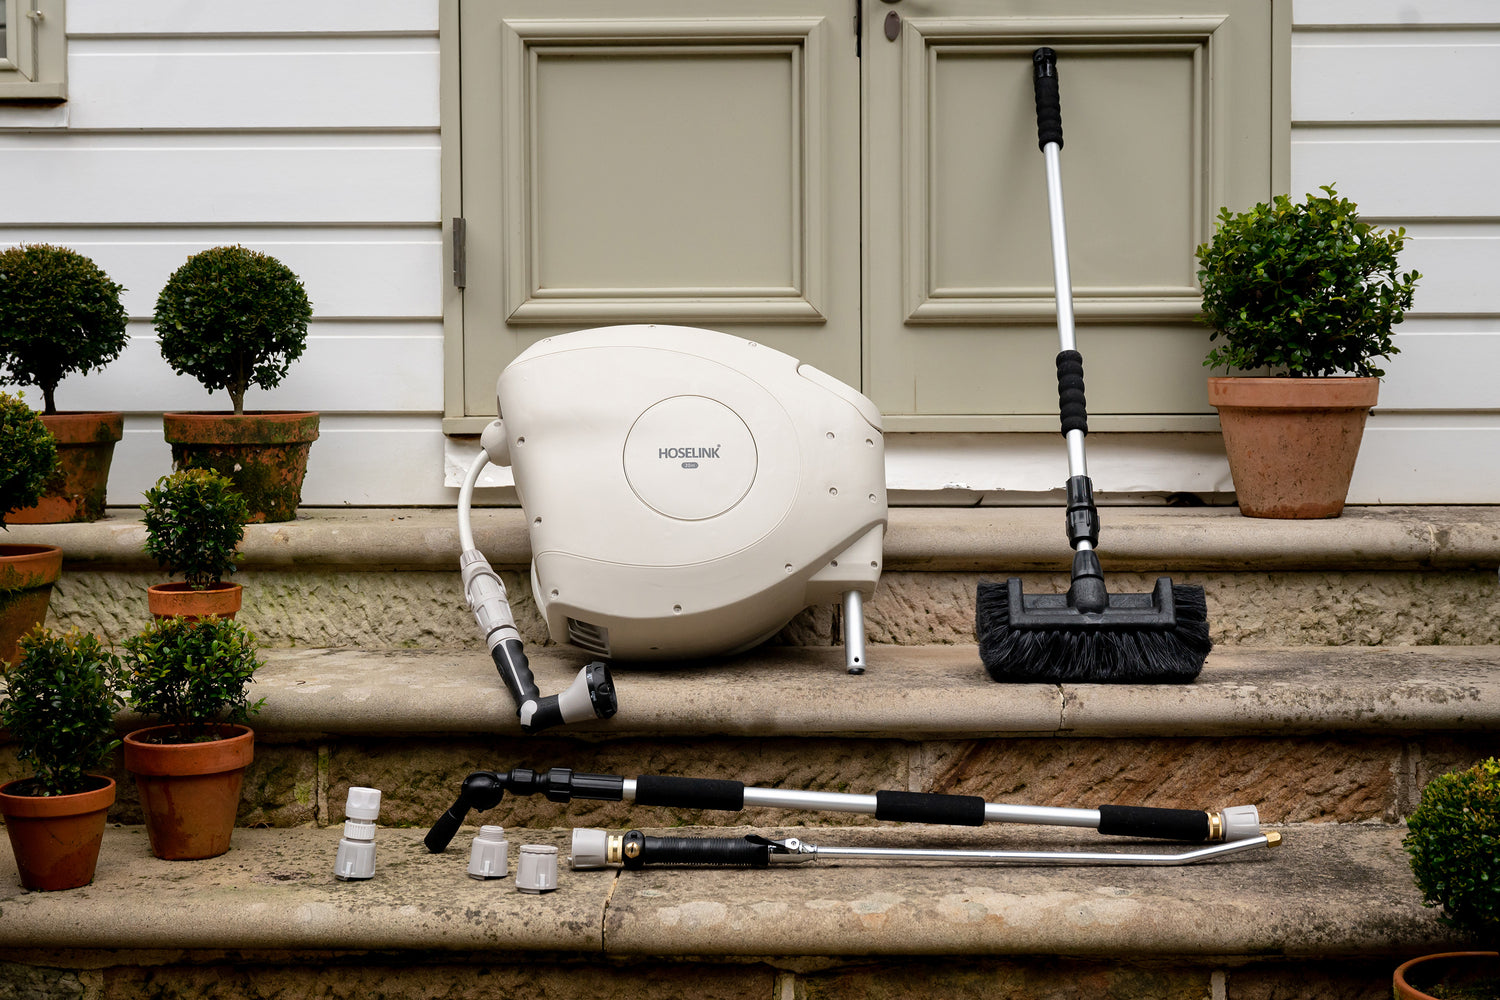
<box><xmin>123</xmin><ymin>724</ymin><xmax>254</xmax><ymax>860</ymax></box>
<box><xmin>0</xmin><ymin>544</ymin><xmax>63</xmax><ymax>669</ymax></box>
<box><xmin>145</xmin><ymin>581</ymin><xmax>243</xmax><ymax>621</ymax></box>
<box><xmin>1394</xmin><ymin>951</ymin><xmax>1500</xmax><ymax>1000</ymax></box>
<box><xmin>0</xmin><ymin>775</ymin><xmax>116</xmax><ymax>891</ymax></box>
<box><xmin>6</xmin><ymin>412</ymin><xmax>124</xmax><ymax>524</ymax></box>
<box><xmin>1208</xmin><ymin>376</ymin><xmax>1379</xmax><ymax>519</ymax></box>
<box><xmin>162</xmin><ymin>411</ymin><xmax>319</xmax><ymax>523</ymax></box>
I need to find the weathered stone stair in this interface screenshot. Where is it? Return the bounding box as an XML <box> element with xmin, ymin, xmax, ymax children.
<box><xmin>2</xmin><ymin>506</ymin><xmax>1498</xmax><ymax>999</ymax></box>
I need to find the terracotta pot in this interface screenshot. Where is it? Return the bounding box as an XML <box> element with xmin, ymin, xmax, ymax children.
<box><xmin>146</xmin><ymin>581</ymin><xmax>243</xmax><ymax>621</ymax></box>
<box><xmin>1207</xmin><ymin>376</ymin><xmax>1379</xmax><ymax>519</ymax></box>
<box><xmin>0</xmin><ymin>544</ymin><xmax>63</xmax><ymax>669</ymax></box>
<box><xmin>7</xmin><ymin>412</ymin><xmax>124</xmax><ymax>524</ymax></box>
<box><xmin>123</xmin><ymin>724</ymin><xmax>254</xmax><ymax>860</ymax></box>
<box><xmin>0</xmin><ymin>775</ymin><xmax>115</xmax><ymax>890</ymax></box>
<box><xmin>1394</xmin><ymin>951</ymin><xmax>1500</xmax><ymax>1000</ymax></box>
<box><xmin>162</xmin><ymin>411</ymin><xmax>319</xmax><ymax>524</ymax></box>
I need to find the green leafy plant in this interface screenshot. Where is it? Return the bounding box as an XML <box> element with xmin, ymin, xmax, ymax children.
<box><xmin>0</xmin><ymin>244</ymin><xmax>129</xmax><ymax>415</ymax></box>
<box><xmin>1405</xmin><ymin>757</ymin><xmax>1500</xmax><ymax>954</ymax></box>
<box><xmin>0</xmin><ymin>390</ymin><xmax>57</xmax><ymax>528</ymax></box>
<box><xmin>141</xmin><ymin>469</ymin><xmax>250</xmax><ymax>588</ymax></box>
<box><xmin>153</xmin><ymin>245</ymin><xmax>313</xmax><ymax>415</ymax></box>
<box><xmin>1196</xmin><ymin>185</ymin><xmax>1420</xmax><ymax>377</ymax></box>
<box><xmin>0</xmin><ymin>628</ymin><xmax>125</xmax><ymax>796</ymax></box>
<box><xmin>122</xmin><ymin>616</ymin><xmax>264</xmax><ymax>743</ymax></box>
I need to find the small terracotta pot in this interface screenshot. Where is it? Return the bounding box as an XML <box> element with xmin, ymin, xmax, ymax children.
<box><xmin>1394</xmin><ymin>951</ymin><xmax>1500</xmax><ymax>1000</ymax></box>
<box><xmin>162</xmin><ymin>411</ymin><xmax>319</xmax><ymax>523</ymax></box>
<box><xmin>123</xmin><ymin>724</ymin><xmax>254</xmax><ymax>860</ymax></box>
<box><xmin>0</xmin><ymin>775</ymin><xmax>116</xmax><ymax>890</ymax></box>
<box><xmin>146</xmin><ymin>581</ymin><xmax>243</xmax><ymax>621</ymax></box>
<box><xmin>0</xmin><ymin>544</ymin><xmax>64</xmax><ymax>669</ymax></box>
<box><xmin>1208</xmin><ymin>376</ymin><xmax>1379</xmax><ymax>519</ymax></box>
<box><xmin>7</xmin><ymin>412</ymin><xmax>124</xmax><ymax>524</ymax></box>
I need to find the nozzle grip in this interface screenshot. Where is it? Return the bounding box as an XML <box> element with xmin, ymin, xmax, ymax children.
<box><xmin>1097</xmin><ymin>804</ymin><xmax>1209</xmax><ymax>842</ymax></box>
<box><xmin>623</xmin><ymin>831</ymin><xmax>770</xmax><ymax>869</ymax></box>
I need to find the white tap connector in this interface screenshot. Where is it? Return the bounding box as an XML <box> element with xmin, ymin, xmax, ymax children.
<box><xmin>516</xmin><ymin>844</ymin><xmax>559</xmax><ymax>893</ymax></box>
<box><xmin>468</xmin><ymin>825</ymin><xmax>510</xmax><ymax>880</ymax></box>
<box><xmin>334</xmin><ymin>786</ymin><xmax>382</xmax><ymax>881</ymax></box>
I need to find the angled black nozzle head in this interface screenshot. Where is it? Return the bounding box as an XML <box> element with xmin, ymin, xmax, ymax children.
<box><xmin>424</xmin><ymin>771</ymin><xmax>507</xmax><ymax>853</ymax></box>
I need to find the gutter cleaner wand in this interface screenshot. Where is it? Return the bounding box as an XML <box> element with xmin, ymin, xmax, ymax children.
<box><xmin>458</xmin><ymin>434</ymin><xmax>617</xmax><ymax>734</ymax></box>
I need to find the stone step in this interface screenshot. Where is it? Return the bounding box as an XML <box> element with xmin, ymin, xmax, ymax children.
<box><xmin>10</xmin><ymin>505</ymin><xmax>1500</xmax><ymax>647</ymax></box>
<box><xmin>0</xmin><ymin>821</ymin><xmax>1464</xmax><ymax>999</ymax></box>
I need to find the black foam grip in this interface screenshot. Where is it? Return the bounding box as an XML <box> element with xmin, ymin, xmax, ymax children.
<box><xmin>1033</xmin><ymin>48</ymin><xmax>1064</xmax><ymax>150</ymax></box>
<box><xmin>875</xmin><ymin>790</ymin><xmax>987</xmax><ymax>827</ymax></box>
<box><xmin>1097</xmin><ymin>805</ymin><xmax>1209</xmax><ymax>842</ymax></box>
<box><xmin>626</xmin><ymin>832</ymin><xmax>770</xmax><ymax>869</ymax></box>
<box><xmin>633</xmin><ymin>775</ymin><xmax>746</xmax><ymax>812</ymax></box>
<box><xmin>1056</xmin><ymin>351</ymin><xmax>1088</xmax><ymax>435</ymax></box>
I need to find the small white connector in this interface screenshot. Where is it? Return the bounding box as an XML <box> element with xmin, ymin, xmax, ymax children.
<box><xmin>516</xmin><ymin>844</ymin><xmax>559</xmax><ymax>893</ymax></box>
<box><xmin>460</xmin><ymin>549</ymin><xmax>520</xmax><ymax>651</ymax></box>
<box><xmin>467</xmin><ymin>825</ymin><xmax>510</xmax><ymax>880</ymax></box>
<box><xmin>570</xmin><ymin>828</ymin><xmax>610</xmax><ymax>870</ymax></box>
<box><xmin>334</xmin><ymin>787</ymin><xmax>382</xmax><ymax>881</ymax></box>
<box><xmin>1220</xmin><ymin>805</ymin><xmax>1261</xmax><ymax>842</ymax></box>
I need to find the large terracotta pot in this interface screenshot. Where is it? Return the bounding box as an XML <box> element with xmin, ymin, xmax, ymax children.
<box><xmin>0</xmin><ymin>543</ymin><xmax>63</xmax><ymax>669</ymax></box>
<box><xmin>7</xmin><ymin>412</ymin><xmax>124</xmax><ymax>524</ymax></box>
<box><xmin>146</xmin><ymin>581</ymin><xmax>242</xmax><ymax>621</ymax></box>
<box><xmin>123</xmin><ymin>724</ymin><xmax>254</xmax><ymax>860</ymax></box>
<box><xmin>1207</xmin><ymin>376</ymin><xmax>1379</xmax><ymax>519</ymax></box>
<box><xmin>1394</xmin><ymin>951</ymin><xmax>1500</xmax><ymax>1000</ymax></box>
<box><xmin>0</xmin><ymin>775</ymin><xmax>115</xmax><ymax>890</ymax></box>
<box><xmin>162</xmin><ymin>411</ymin><xmax>318</xmax><ymax>523</ymax></box>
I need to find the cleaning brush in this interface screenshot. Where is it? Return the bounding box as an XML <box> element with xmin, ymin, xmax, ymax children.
<box><xmin>975</xmin><ymin>48</ymin><xmax>1211</xmax><ymax>684</ymax></box>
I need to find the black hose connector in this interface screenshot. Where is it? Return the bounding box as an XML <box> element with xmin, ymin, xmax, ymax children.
<box><xmin>1033</xmin><ymin>48</ymin><xmax>1064</xmax><ymax>150</ymax></box>
<box><xmin>1056</xmin><ymin>350</ymin><xmax>1087</xmax><ymax>436</ymax></box>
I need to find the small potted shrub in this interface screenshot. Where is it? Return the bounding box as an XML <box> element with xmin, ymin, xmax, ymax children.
<box><xmin>0</xmin><ymin>628</ymin><xmax>124</xmax><ymax>890</ymax></box>
<box><xmin>1196</xmin><ymin>185</ymin><xmax>1420</xmax><ymax>518</ymax></box>
<box><xmin>1396</xmin><ymin>758</ymin><xmax>1500</xmax><ymax>999</ymax></box>
<box><xmin>153</xmin><ymin>245</ymin><xmax>316</xmax><ymax>522</ymax></box>
<box><xmin>121</xmin><ymin>615</ymin><xmax>265</xmax><ymax>860</ymax></box>
<box><xmin>140</xmin><ymin>468</ymin><xmax>250</xmax><ymax>620</ymax></box>
<box><xmin>0</xmin><ymin>391</ymin><xmax>61</xmax><ymax>668</ymax></box>
<box><xmin>0</xmin><ymin>244</ymin><xmax>129</xmax><ymax>523</ymax></box>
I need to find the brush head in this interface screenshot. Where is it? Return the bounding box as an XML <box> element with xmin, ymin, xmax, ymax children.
<box><xmin>976</xmin><ymin>578</ymin><xmax>1211</xmax><ymax>683</ymax></box>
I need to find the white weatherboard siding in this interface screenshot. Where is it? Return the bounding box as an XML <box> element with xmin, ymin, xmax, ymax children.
<box><xmin>2</xmin><ymin>1</ymin><xmax>1496</xmax><ymax>507</ymax></box>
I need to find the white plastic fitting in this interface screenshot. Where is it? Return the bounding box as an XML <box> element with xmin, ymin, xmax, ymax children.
<box><xmin>468</xmin><ymin>825</ymin><xmax>510</xmax><ymax>880</ymax></box>
<box><xmin>516</xmin><ymin>844</ymin><xmax>559</xmax><ymax>893</ymax></box>
<box><xmin>571</xmin><ymin>828</ymin><xmax>609</xmax><ymax>870</ymax></box>
<box><xmin>334</xmin><ymin>786</ymin><xmax>382</xmax><ymax>881</ymax></box>
<box><xmin>1220</xmin><ymin>804</ymin><xmax>1262</xmax><ymax>842</ymax></box>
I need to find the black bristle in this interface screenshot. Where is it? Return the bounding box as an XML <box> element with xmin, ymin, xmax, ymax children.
<box><xmin>976</xmin><ymin>580</ymin><xmax>1211</xmax><ymax>683</ymax></box>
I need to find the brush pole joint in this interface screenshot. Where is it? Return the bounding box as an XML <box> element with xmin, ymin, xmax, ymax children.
<box><xmin>1065</xmin><ymin>475</ymin><xmax>1100</xmax><ymax>551</ymax></box>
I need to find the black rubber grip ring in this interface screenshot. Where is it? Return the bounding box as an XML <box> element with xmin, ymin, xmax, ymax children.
<box><xmin>633</xmin><ymin>775</ymin><xmax>745</xmax><ymax>812</ymax></box>
<box><xmin>875</xmin><ymin>790</ymin><xmax>987</xmax><ymax>826</ymax></box>
<box><xmin>1033</xmin><ymin>48</ymin><xmax>1064</xmax><ymax>150</ymax></box>
<box><xmin>1056</xmin><ymin>350</ymin><xmax>1088</xmax><ymax>435</ymax></box>
<box><xmin>1097</xmin><ymin>804</ymin><xmax>1209</xmax><ymax>842</ymax></box>
<box><xmin>628</xmin><ymin>833</ymin><xmax>770</xmax><ymax>869</ymax></box>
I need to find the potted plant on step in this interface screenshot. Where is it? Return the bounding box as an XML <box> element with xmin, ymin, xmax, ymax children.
<box><xmin>1196</xmin><ymin>185</ymin><xmax>1420</xmax><ymax>518</ymax></box>
<box><xmin>153</xmin><ymin>245</ymin><xmax>316</xmax><ymax>523</ymax></box>
<box><xmin>0</xmin><ymin>628</ymin><xmax>124</xmax><ymax>890</ymax></box>
<box><xmin>121</xmin><ymin>615</ymin><xmax>264</xmax><ymax>860</ymax></box>
<box><xmin>141</xmin><ymin>468</ymin><xmax>250</xmax><ymax>620</ymax></box>
<box><xmin>1397</xmin><ymin>757</ymin><xmax>1500</xmax><ymax>999</ymax></box>
<box><xmin>0</xmin><ymin>244</ymin><xmax>129</xmax><ymax>523</ymax></box>
<box><xmin>1</xmin><ymin>392</ymin><xmax>61</xmax><ymax>668</ymax></box>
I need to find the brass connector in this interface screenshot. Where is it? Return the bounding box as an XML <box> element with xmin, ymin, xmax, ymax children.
<box><xmin>1264</xmin><ymin>830</ymin><xmax>1283</xmax><ymax>848</ymax></box>
<box><xmin>1207</xmin><ymin>811</ymin><xmax>1224</xmax><ymax>841</ymax></box>
<box><xmin>607</xmin><ymin>833</ymin><xmax>624</xmax><ymax>865</ymax></box>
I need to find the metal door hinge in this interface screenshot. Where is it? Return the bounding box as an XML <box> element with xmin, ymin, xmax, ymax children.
<box><xmin>452</xmin><ymin>217</ymin><xmax>467</xmax><ymax>289</ymax></box>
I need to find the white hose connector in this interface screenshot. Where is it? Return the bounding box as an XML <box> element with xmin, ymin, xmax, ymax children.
<box><xmin>460</xmin><ymin>549</ymin><xmax>521</xmax><ymax>651</ymax></box>
<box><xmin>571</xmin><ymin>828</ymin><xmax>610</xmax><ymax>870</ymax></box>
<box><xmin>468</xmin><ymin>825</ymin><xmax>510</xmax><ymax>880</ymax></box>
<box><xmin>1220</xmin><ymin>805</ymin><xmax>1262</xmax><ymax>842</ymax></box>
<box><xmin>516</xmin><ymin>844</ymin><xmax>559</xmax><ymax>893</ymax></box>
<box><xmin>334</xmin><ymin>786</ymin><xmax>382</xmax><ymax>881</ymax></box>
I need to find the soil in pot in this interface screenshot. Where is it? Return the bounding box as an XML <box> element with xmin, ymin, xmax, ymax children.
<box><xmin>1395</xmin><ymin>952</ymin><xmax>1500</xmax><ymax>1000</ymax></box>
<box><xmin>0</xmin><ymin>775</ymin><xmax>116</xmax><ymax>890</ymax></box>
<box><xmin>0</xmin><ymin>544</ymin><xmax>63</xmax><ymax>669</ymax></box>
<box><xmin>162</xmin><ymin>411</ymin><xmax>318</xmax><ymax>523</ymax></box>
<box><xmin>145</xmin><ymin>581</ymin><xmax>242</xmax><ymax>621</ymax></box>
<box><xmin>123</xmin><ymin>724</ymin><xmax>254</xmax><ymax>860</ymax></box>
<box><xmin>7</xmin><ymin>412</ymin><xmax>124</xmax><ymax>524</ymax></box>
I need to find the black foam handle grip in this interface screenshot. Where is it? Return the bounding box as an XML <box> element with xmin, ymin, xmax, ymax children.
<box><xmin>634</xmin><ymin>775</ymin><xmax>746</xmax><ymax>812</ymax></box>
<box><xmin>1056</xmin><ymin>350</ymin><xmax>1087</xmax><ymax>435</ymax></box>
<box><xmin>875</xmin><ymin>790</ymin><xmax>987</xmax><ymax>826</ymax></box>
<box><xmin>1097</xmin><ymin>804</ymin><xmax>1210</xmax><ymax>842</ymax></box>
<box><xmin>623</xmin><ymin>831</ymin><xmax>770</xmax><ymax>869</ymax></box>
<box><xmin>1033</xmin><ymin>48</ymin><xmax>1063</xmax><ymax>150</ymax></box>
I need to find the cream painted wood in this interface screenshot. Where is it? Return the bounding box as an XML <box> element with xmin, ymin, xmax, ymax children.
<box><xmin>1293</xmin><ymin>0</ymin><xmax>1500</xmax><ymax>27</ymax></box>
<box><xmin>452</xmin><ymin>0</ymin><xmax>860</xmax><ymax>426</ymax></box>
<box><xmin>1292</xmin><ymin>127</ymin><xmax>1500</xmax><ymax>218</ymax></box>
<box><xmin>67</xmin><ymin>0</ymin><xmax>439</xmax><ymax>36</ymax></box>
<box><xmin>1292</xmin><ymin>30</ymin><xmax>1500</xmax><ymax>123</ymax></box>
<box><xmin>864</xmin><ymin>0</ymin><xmax>1284</xmax><ymax>425</ymax></box>
<box><xmin>1397</xmin><ymin>226</ymin><xmax>1500</xmax><ymax>316</ymax></box>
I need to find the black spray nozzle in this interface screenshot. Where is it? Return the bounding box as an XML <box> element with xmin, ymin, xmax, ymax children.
<box><xmin>423</xmin><ymin>770</ymin><xmax>507</xmax><ymax>853</ymax></box>
<box><xmin>423</xmin><ymin>766</ymin><xmax>629</xmax><ymax>853</ymax></box>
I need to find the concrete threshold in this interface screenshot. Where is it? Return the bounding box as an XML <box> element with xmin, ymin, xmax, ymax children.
<box><xmin>229</xmin><ymin>644</ymin><xmax>1500</xmax><ymax>739</ymax></box>
<box><xmin>9</xmin><ymin>505</ymin><xmax>1500</xmax><ymax>572</ymax></box>
<box><xmin>0</xmin><ymin>824</ymin><xmax>1459</xmax><ymax>960</ymax></box>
